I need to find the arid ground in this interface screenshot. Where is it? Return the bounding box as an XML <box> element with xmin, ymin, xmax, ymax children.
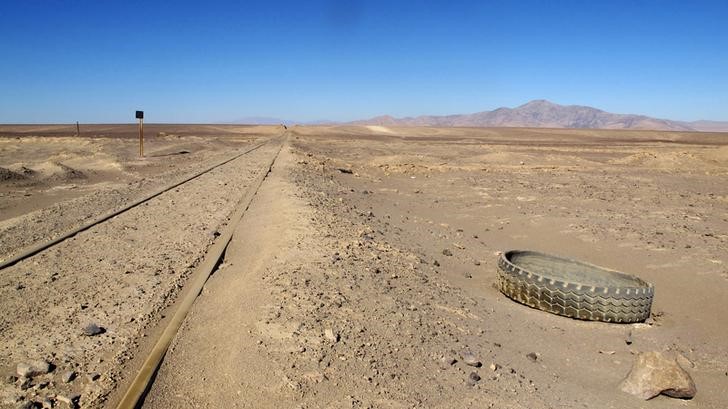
<box><xmin>1</xmin><ymin>125</ymin><xmax>727</xmax><ymax>408</ymax></box>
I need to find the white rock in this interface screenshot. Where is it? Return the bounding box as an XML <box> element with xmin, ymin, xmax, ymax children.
<box><xmin>16</xmin><ymin>360</ymin><xmax>51</xmax><ymax>378</ymax></box>
<box><xmin>620</xmin><ymin>351</ymin><xmax>696</xmax><ymax>400</ymax></box>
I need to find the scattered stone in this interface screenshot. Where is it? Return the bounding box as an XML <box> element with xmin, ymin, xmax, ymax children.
<box><xmin>620</xmin><ymin>351</ymin><xmax>697</xmax><ymax>400</ymax></box>
<box><xmin>337</xmin><ymin>168</ymin><xmax>353</xmax><ymax>174</ymax></box>
<box><xmin>56</xmin><ymin>393</ymin><xmax>80</xmax><ymax>408</ymax></box>
<box><xmin>87</xmin><ymin>372</ymin><xmax>100</xmax><ymax>382</ymax></box>
<box><xmin>473</xmin><ymin>260</ymin><xmax>481</xmax><ymax>266</ymax></box>
<box><xmin>625</xmin><ymin>331</ymin><xmax>633</xmax><ymax>345</ymax></box>
<box><xmin>324</xmin><ymin>328</ymin><xmax>339</xmax><ymax>343</ymax></box>
<box><xmin>467</xmin><ymin>372</ymin><xmax>481</xmax><ymax>386</ymax></box>
<box><xmin>526</xmin><ymin>352</ymin><xmax>538</xmax><ymax>362</ymax></box>
<box><xmin>18</xmin><ymin>377</ymin><xmax>30</xmax><ymax>390</ymax></box>
<box><xmin>17</xmin><ymin>360</ymin><xmax>52</xmax><ymax>378</ymax></box>
<box><xmin>82</xmin><ymin>323</ymin><xmax>104</xmax><ymax>336</ymax></box>
<box><xmin>61</xmin><ymin>371</ymin><xmax>76</xmax><ymax>383</ymax></box>
<box><xmin>433</xmin><ymin>260</ymin><xmax>440</xmax><ymax>267</ymax></box>
<box><xmin>464</xmin><ymin>272</ymin><xmax>472</xmax><ymax>279</ymax></box>
<box><xmin>489</xmin><ymin>363</ymin><xmax>501</xmax><ymax>371</ymax></box>
<box><xmin>5</xmin><ymin>375</ymin><xmax>18</xmax><ymax>384</ymax></box>
<box><xmin>461</xmin><ymin>351</ymin><xmax>481</xmax><ymax>367</ymax></box>
<box><xmin>442</xmin><ymin>249</ymin><xmax>453</xmax><ymax>256</ymax></box>
<box><xmin>41</xmin><ymin>397</ymin><xmax>54</xmax><ymax>408</ymax></box>
<box><xmin>440</xmin><ymin>356</ymin><xmax>457</xmax><ymax>368</ymax></box>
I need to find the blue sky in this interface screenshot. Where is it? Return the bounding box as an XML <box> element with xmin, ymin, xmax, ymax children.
<box><xmin>1</xmin><ymin>0</ymin><xmax>726</xmax><ymax>123</ymax></box>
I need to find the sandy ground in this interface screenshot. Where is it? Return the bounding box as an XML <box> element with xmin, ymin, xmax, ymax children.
<box><xmin>1</xmin><ymin>125</ymin><xmax>727</xmax><ymax>408</ymax></box>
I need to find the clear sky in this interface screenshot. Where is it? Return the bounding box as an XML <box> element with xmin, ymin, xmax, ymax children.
<box><xmin>1</xmin><ymin>0</ymin><xmax>726</xmax><ymax>123</ymax></box>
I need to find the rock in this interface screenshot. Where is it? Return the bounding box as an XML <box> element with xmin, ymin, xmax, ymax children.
<box><xmin>17</xmin><ymin>360</ymin><xmax>51</xmax><ymax>378</ymax></box>
<box><xmin>324</xmin><ymin>328</ymin><xmax>339</xmax><ymax>343</ymax></box>
<box><xmin>625</xmin><ymin>331</ymin><xmax>633</xmax><ymax>345</ymax></box>
<box><xmin>337</xmin><ymin>168</ymin><xmax>353</xmax><ymax>174</ymax></box>
<box><xmin>87</xmin><ymin>372</ymin><xmax>100</xmax><ymax>381</ymax></box>
<box><xmin>433</xmin><ymin>260</ymin><xmax>440</xmax><ymax>267</ymax></box>
<box><xmin>467</xmin><ymin>372</ymin><xmax>481</xmax><ymax>386</ymax></box>
<box><xmin>442</xmin><ymin>249</ymin><xmax>453</xmax><ymax>256</ymax></box>
<box><xmin>473</xmin><ymin>260</ymin><xmax>481</xmax><ymax>266</ymax></box>
<box><xmin>526</xmin><ymin>352</ymin><xmax>538</xmax><ymax>362</ymax></box>
<box><xmin>61</xmin><ymin>371</ymin><xmax>76</xmax><ymax>383</ymax></box>
<box><xmin>41</xmin><ymin>397</ymin><xmax>54</xmax><ymax>408</ymax></box>
<box><xmin>489</xmin><ymin>363</ymin><xmax>501</xmax><ymax>371</ymax></box>
<box><xmin>56</xmin><ymin>393</ymin><xmax>80</xmax><ymax>408</ymax></box>
<box><xmin>620</xmin><ymin>351</ymin><xmax>697</xmax><ymax>400</ymax></box>
<box><xmin>461</xmin><ymin>351</ymin><xmax>481</xmax><ymax>367</ymax></box>
<box><xmin>5</xmin><ymin>375</ymin><xmax>18</xmax><ymax>384</ymax></box>
<box><xmin>82</xmin><ymin>323</ymin><xmax>104</xmax><ymax>336</ymax></box>
<box><xmin>17</xmin><ymin>377</ymin><xmax>30</xmax><ymax>390</ymax></box>
<box><xmin>439</xmin><ymin>356</ymin><xmax>457</xmax><ymax>368</ymax></box>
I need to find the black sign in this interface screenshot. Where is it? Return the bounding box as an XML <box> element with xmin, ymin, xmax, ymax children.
<box><xmin>135</xmin><ymin>111</ymin><xmax>144</xmax><ymax>119</ymax></box>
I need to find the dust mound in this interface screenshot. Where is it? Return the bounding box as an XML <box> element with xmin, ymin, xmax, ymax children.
<box><xmin>43</xmin><ymin>162</ymin><xmax>87</xmax><ymax>182</ymax></box>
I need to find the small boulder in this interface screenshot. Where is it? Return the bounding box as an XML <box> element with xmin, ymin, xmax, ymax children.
<box><xmin>61</xmin><ymin>371</ymin><xmax>76</xmax><ymax>383</ymax></box>
<box><xmin>82</xmin><ymin>323</ymin><xmax>104</xmax><ymax>336</ymax></box>
<box><xmin>16</xmin><ymin>360</ymin><xmax>51</xmax><ymax>378</ymax></box>
<box><xmin>324</xmin><ymin>328</ymin><xmax>339</xmax><ymax>343</ymax></box>
<box><xmin>620</xmin><ymin>351</ymin><xmax>696</xmax><ymax>400</ymax></box>
<box><xmin>461</xmin><ymin>351</ymin><xmax>481</xmax><ymax>367</ymax></box>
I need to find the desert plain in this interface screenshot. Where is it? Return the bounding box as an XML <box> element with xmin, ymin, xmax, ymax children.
<box><xmin>1</xmin><ymin>124</ymin><xmax>727</xmax><ymax>408</ymax></box>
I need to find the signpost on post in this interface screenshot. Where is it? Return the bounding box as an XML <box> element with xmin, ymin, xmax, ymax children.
<box><xmin>136</xmin><ymin>111</ymin><xmax>144</xmax><ymax>157</ymax></box>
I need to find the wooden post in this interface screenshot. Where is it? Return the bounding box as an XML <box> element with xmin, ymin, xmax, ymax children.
<box><xmin>139</xmin><ymin>117</ymin><xmax>144</xmax><ymax>157</ymax></box>
<box><xmin>76</xmin><ymin>121</ymin><xmax>80</xmax><ymax>136</ymax></box>
<box><xmin>136</xmin><ymin>110</ymin><xmax>144</xmax><ymax>157</ymax></box>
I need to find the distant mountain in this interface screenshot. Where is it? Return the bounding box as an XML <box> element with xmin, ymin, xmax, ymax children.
<box><xmin>231</xmin><ymin>116</ymin><xmax>289</xmax><ymax>125</ymax></box>
<box><xmin>230</xmin><ymin>117</ymin><xmax>339</xmax><ymax>126</ymax></box>
<box><xmin>351</xmin><ymin>100</ymin><xmax>728</xmax><ymax>132</ymax></box>
<box><xmin>684</xmin><ymin>120</ymin><xmax>728</xmax><ymax>132</ymax></box>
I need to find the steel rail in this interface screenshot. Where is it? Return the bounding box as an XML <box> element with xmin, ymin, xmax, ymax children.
<box><xmin>0</xmin><ymin>138</ymin><xmax>273</xmax><ymax>271</ymax></box>
<box><xmin>114</xmin><ymin>136</ymin><xmax>285</xmax><ymax>409</ymax></box>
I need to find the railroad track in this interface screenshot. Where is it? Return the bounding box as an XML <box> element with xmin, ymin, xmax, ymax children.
<box><xmin>0</xmin><ymin>136</ymin><xmax>277</xmax><ymax>271</ymax></box>
<box><xmin>112</xmin><ymin>135</ymin><xmax>286</xmax><ymax>409</ymax></box>
<box><xmin>1</xmin><ymin>132</ymin><xmax>286</xmax><ymax>408</ymax></box>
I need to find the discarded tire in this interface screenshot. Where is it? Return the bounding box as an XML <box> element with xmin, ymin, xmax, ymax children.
<box><xmin>497</xmin><ymin>250</ymin><xmax>653</xmax><ymax>323</ymax></box>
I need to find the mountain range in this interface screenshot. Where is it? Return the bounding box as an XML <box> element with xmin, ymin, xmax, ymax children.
<box><xmin>349</xmin><ymin>100</ymin><xmax>728</xmax><ymax>132</ymax></box>
<box><xmin>233</xmin><ymin>100</ymin><xmax>728</xmax><ymax>132</ymax></box>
